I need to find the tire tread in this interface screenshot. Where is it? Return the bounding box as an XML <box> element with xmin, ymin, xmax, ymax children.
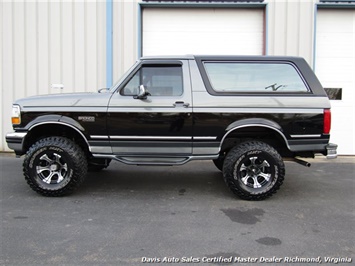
<box><xmin>223</xmin><ymin>141</ymin><xmax>285</xmax><ymax>201</ymax></box>
<box><xmin>23</xmin><ymin>137</ymin><xmax>87</xmax><ymax>197</ymax></box>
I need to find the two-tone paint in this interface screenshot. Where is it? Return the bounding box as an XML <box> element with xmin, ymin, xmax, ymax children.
<box><xmin>6</xmin><ymin>55</ymin><xmax>336</xmax><ymax>164</ymax></box>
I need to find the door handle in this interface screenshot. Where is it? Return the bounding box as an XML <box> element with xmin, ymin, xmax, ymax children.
<box><xmin>173</xmin><ymin>101</ymin><xmax>190</xmax><ymax>108</ymax></box>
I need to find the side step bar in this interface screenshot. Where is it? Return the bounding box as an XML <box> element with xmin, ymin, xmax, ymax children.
<box><xmin>92</xmin><ymin>154</ymin><xmax>218</xmax><ymax>166</ymax></box>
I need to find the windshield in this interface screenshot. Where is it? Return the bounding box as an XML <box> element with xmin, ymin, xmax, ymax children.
<box><xmin>109</xmin><ymin>60</ymin><xmax>140</xmax><ymax>92</ymax></box>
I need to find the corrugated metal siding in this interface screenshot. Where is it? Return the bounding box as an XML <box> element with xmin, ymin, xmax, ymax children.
<box><xmin>0</xmin><ymin>0</ymin><xmax>333</xmax><ymax>152</ymax></box>
<box><xmin>0</xmin><ymin>0</ymin><xmax>3</xmax><ymax>152</ymax></box>
<box><xmin>0</xmin><ymin>1</ymin><xmax>106</xmax><ymax>151</ymax></box>
<box><xmin>267</xmin><ymin>0</ymin><xmax>316</xmax><ymax>66</ymax></box>
<box><xmin>113</xmin><ymin>0</ymin><xmax>138</xmax><ymax>83</ymax></box>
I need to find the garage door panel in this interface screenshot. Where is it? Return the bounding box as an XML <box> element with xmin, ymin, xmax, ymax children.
<box><xmin>143</xmin><ymin>8</ymin><xmax>264</xmax><ymax>56</ymax></box>
<box><xmin>316</xmin><ymin>58</ymin><xmax>354</xmax><ymax>83</ymax></box>
<box><xmin>329</xmin><ymin>106</ymin><xmax>355</xmax><ymax>154</ymax></box>
<box><xmin>316</xmin><ymin>9</ymin><xmax>355</xmax><ymax>155</ymax></box>
<box><xmin>317</xmin><ymin>10</ymin><xmax>355</xmax><ymax>33</ymax></box>
<box><xmin>144</xmin><ymin>31</ymin><xmax>263</xmax><ymax>56</ymax></box>
<box><xmin>317</xmin><ymin>34</ymin><xmax>354</xmax><ymax>57</ymax></box>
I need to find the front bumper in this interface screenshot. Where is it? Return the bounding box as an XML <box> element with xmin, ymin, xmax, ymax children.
<box><xmin>326</xmin><ymin>143</ymin><xmax>338</xmax><ymax>159</ymax></box>
<box><xmin>5</xmin><ymin>131</ymin><xmax>27</xmax><ymax>155</ymax></box>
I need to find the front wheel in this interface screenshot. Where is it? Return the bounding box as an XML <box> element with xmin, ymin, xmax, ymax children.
<box><xmin>23</xmin><ymin>137</ymin><xmax>88</xmax><ymax>196</ymax></box>
<box><xmin>223</xmin><ymin>141</ymin><xmax>285</xmax><ymax>201</ymax></box>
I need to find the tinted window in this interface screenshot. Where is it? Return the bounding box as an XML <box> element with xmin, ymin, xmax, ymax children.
<box><xmin>204</xmin><ymin>62</ymin><xmax>309</xmax><ymax>93</ymax></box>
<box><xmin>121</xmin><ymin>65</ymin><xmax>183</xmax><ymax>96</ymax></box>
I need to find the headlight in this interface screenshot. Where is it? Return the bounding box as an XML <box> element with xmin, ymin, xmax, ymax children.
<box><xmin>11</xmin><ymin>105</ymin><xmax>21</xmax><ymax>125</ymax></box>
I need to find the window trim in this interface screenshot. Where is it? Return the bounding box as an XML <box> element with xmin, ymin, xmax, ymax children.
<box><xmin>197</xmin><ymin>60</ymin><xmax>312</xmax><ymax>96</ymax></box>
<box><xmin>117</xmin><ymin>60</ymin><xmax>184</xmax><ymax>97</ymax></box>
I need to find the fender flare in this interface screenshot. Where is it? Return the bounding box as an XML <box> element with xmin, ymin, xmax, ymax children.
<box><xmin>25</xmin><ymin>115</ymin><xmax>90</xmax><ymax>149</ymax></box>
<box><xmin>220</xmin><ymin>118</ymin><xmax>290</xmax><ymax>151</ymax></box>
<box><xmin>24</xmin><ymin>114</ymin><xmax>62</xmax><ymax>130</ymax></box>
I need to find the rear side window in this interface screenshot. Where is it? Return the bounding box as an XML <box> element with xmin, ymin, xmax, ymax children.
<box><xmin>203</xmin><ymin>62</ymin><xmax>309</xmax><ymax>94</ymax></box>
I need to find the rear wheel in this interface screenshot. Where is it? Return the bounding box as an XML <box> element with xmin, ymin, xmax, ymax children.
<box><xmin>223</xmin><ymin>141</ymin><xmax>285</xmax><ymax>200</ymax></box>
<box><xmin>23</xmin><ymin>137</ymin><xmax>88</xmax><ymax>196</ymax></box>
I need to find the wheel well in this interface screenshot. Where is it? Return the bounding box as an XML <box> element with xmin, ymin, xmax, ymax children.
<box><xmin>24</xmin><ymin>124</ymin><xmax>90</xmax><ymax>157</ymax></box>
<box><xmin>220</xmin><ymin>126</ymin><xmax>291</xmax><ymax>157</ymax></box>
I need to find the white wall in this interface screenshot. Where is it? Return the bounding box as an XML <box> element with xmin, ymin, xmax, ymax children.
<box><xmin>267</xmin><ymin>0</ymin><xmax>316</xmax><ymax>66</ymax></box>
<box><xmin>2</xmin><ymin>0</ymin><xmax>354</xmax><ymax>154</ymax></box>
<box><xmin>142</xmin><ymin>8</ymin><xmax>264</xmax><ymax>56</ymax></box>
<box><xmin>0</xmin><ymin>0</ymin><xmax>328</xmax><ymax>152</ymax></box>
<box><xmin>113</xmin><ymin>0</ymin><xmax>138</xmax><ymax>83</ymax></box>
<box><xmin>1</xmin><ymin>0</ymin><xmax>107</xmax><ymax>151</ymax></box>
<box><xmin>316</xmin><ymin>9</ymin><xmax>355</xmax><ymax>154</ymax></box>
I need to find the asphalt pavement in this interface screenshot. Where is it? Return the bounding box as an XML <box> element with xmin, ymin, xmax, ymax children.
<box><xmin>0</xmin><ymin>153</ymin><xmax>354</xmax><ymax>266</ymax></box>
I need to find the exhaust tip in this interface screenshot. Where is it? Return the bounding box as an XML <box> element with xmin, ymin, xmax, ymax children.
<box><xmin>293</xmin><ymin>158</ymin><xmax>311</xmax><ymax>167</ymax></box>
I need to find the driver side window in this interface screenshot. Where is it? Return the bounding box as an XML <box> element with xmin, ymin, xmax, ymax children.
<box><xmin>121</xmin><ymin>64</ymin><xmax>183</xmax><ymax>97</ymax></box>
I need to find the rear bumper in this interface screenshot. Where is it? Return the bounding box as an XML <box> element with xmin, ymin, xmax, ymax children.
<box><xmin>326</xmin><ymin>143</ymin><xmax>338</xmax><ymax>159</ymax></box>
<box><xmin>5</xmin><ymin>131</ymin><xmax>27</xmax><ymax>156</ymax></box>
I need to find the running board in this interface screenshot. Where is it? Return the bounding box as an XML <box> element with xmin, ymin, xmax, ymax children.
<box><xmin>92</xmin><ymin>154</ymin><xmax>218</xmax><ymax>166</ymax></box>
<box><xmin>117</xmin><ymin>156</ymin><xmax>189</xmax><ymax>166</ymax></box>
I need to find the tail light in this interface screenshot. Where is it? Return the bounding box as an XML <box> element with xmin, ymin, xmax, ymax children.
<box><xmin>323</xmin><ymin>109</ymin><xmax>331</xmax><ymax>134</ymax></box>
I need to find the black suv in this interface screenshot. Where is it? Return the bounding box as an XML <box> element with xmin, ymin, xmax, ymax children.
<box><xmin>6</xmin><ymin>55</ymin><xmax>337</xmax><ymax>200</ymax></box>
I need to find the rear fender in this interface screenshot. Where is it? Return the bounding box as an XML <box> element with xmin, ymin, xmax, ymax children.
<box><xmin>221</xmin><ymin>118</ymin><xmax>290</xmax><ymax>150</ymax></box>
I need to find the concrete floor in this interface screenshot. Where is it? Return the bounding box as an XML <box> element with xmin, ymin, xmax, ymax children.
<box><xmin>1</xmin><ymin>154</ymin><xmax>354</xmax><ymax>265</ymax></box>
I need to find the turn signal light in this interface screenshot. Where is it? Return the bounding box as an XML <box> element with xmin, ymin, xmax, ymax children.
<box><xmin>323</xmin><ymin>109</ymin><xmax>331</xmax><ymax>134</ymax></box>
<box><xmin>12</xmin><ymin>117</ymin><xmax>21</xmax><ymax>125</ymax></box>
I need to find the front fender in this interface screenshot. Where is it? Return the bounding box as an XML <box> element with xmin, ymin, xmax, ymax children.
<box><xmin>24</xmin><ymin>116</ymin><xmax>89</xmax><ymax>153</ymax></box>
<box><xmin>24</xmin><ymin>115</ymin><xmax>62</xmax><ymax>130</ymax></box>
<box><xmin>7</xmin><ymin>115</ymin><xmax>88</xmax><ymax>156</ymax></box>
<box><xmin>24</xmin><ymin>115</ymin><xmax>85</xmax><ymax>133</ymax></box>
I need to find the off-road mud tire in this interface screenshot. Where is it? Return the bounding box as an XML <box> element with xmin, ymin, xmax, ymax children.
<box><xmin>223</xmin><ymin>141</ymin><xmax>285</xmax><ymax>201</ymax></box>
<box><xmin>23</xmin><ymin>137</ymin><xmax>87</xmax><ymax>196</ymax></box>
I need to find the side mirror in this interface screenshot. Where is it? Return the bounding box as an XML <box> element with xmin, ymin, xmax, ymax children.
<box><xmin>134</xmin><ymin>85</ymin><xmax>151</xmax><ymax>100</ymax></box>
<box><xmin>98</xmin><ymin>88</ymin><xmax>109</xmax><ymax>93</ymax></box>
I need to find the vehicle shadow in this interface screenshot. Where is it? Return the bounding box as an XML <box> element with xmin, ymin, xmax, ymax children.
<box><xmin>79</xmin><ymin>161</ymin><xmax>232</xmax><ymax>199</ymax></box>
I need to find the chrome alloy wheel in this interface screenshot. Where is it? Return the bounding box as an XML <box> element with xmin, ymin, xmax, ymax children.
<box><xmin>24</xmin><ymin>137</ymin><xmax>87</xmax><ymax>196</ymax></box>
<box><xmin>223</xmin><ymin>141</ymin><xmax>285</xmax><ymax>200</ymax></box>
<box><xmin>236</xmin><ymin>156</ymin><xmax>272</xmax><ymax>189</ymax></box>
<box><xmin>36</xmin><ymin>153</ymin><xmax>68</xmax><ymax>184</ymax></box>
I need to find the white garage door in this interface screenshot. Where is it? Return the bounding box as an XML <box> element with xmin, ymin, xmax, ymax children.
<box><xmin>142</xmin><ymin>8</ymin><xmax>264</xmax><ymax>56</ymax></box>
<box><xmin>316</xmin><ymin>9</ymin><xmax>355</xmax><ymax>155</ymax></box>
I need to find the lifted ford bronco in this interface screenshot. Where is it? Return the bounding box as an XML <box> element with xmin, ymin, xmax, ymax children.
<box><xmin>6</xmin><ymin>55</ymin><xmax>337</xmax><ymax>200</ymax></box>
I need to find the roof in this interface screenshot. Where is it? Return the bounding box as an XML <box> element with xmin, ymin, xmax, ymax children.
<box><xmin>140</xmin><ymin>55</ymin><xmax>305</xmax><ymax>61</ymax></box>
<box><xmin>140</xmin><ymin>55</ymin><xmax>195</xmax><ymax>60</ymax></box>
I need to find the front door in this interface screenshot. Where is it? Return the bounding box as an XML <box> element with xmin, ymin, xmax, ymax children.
<box><xmin>107</xmin><ymin>60</ymin><xmax>193</xmax><ymax>157</ymax></box>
